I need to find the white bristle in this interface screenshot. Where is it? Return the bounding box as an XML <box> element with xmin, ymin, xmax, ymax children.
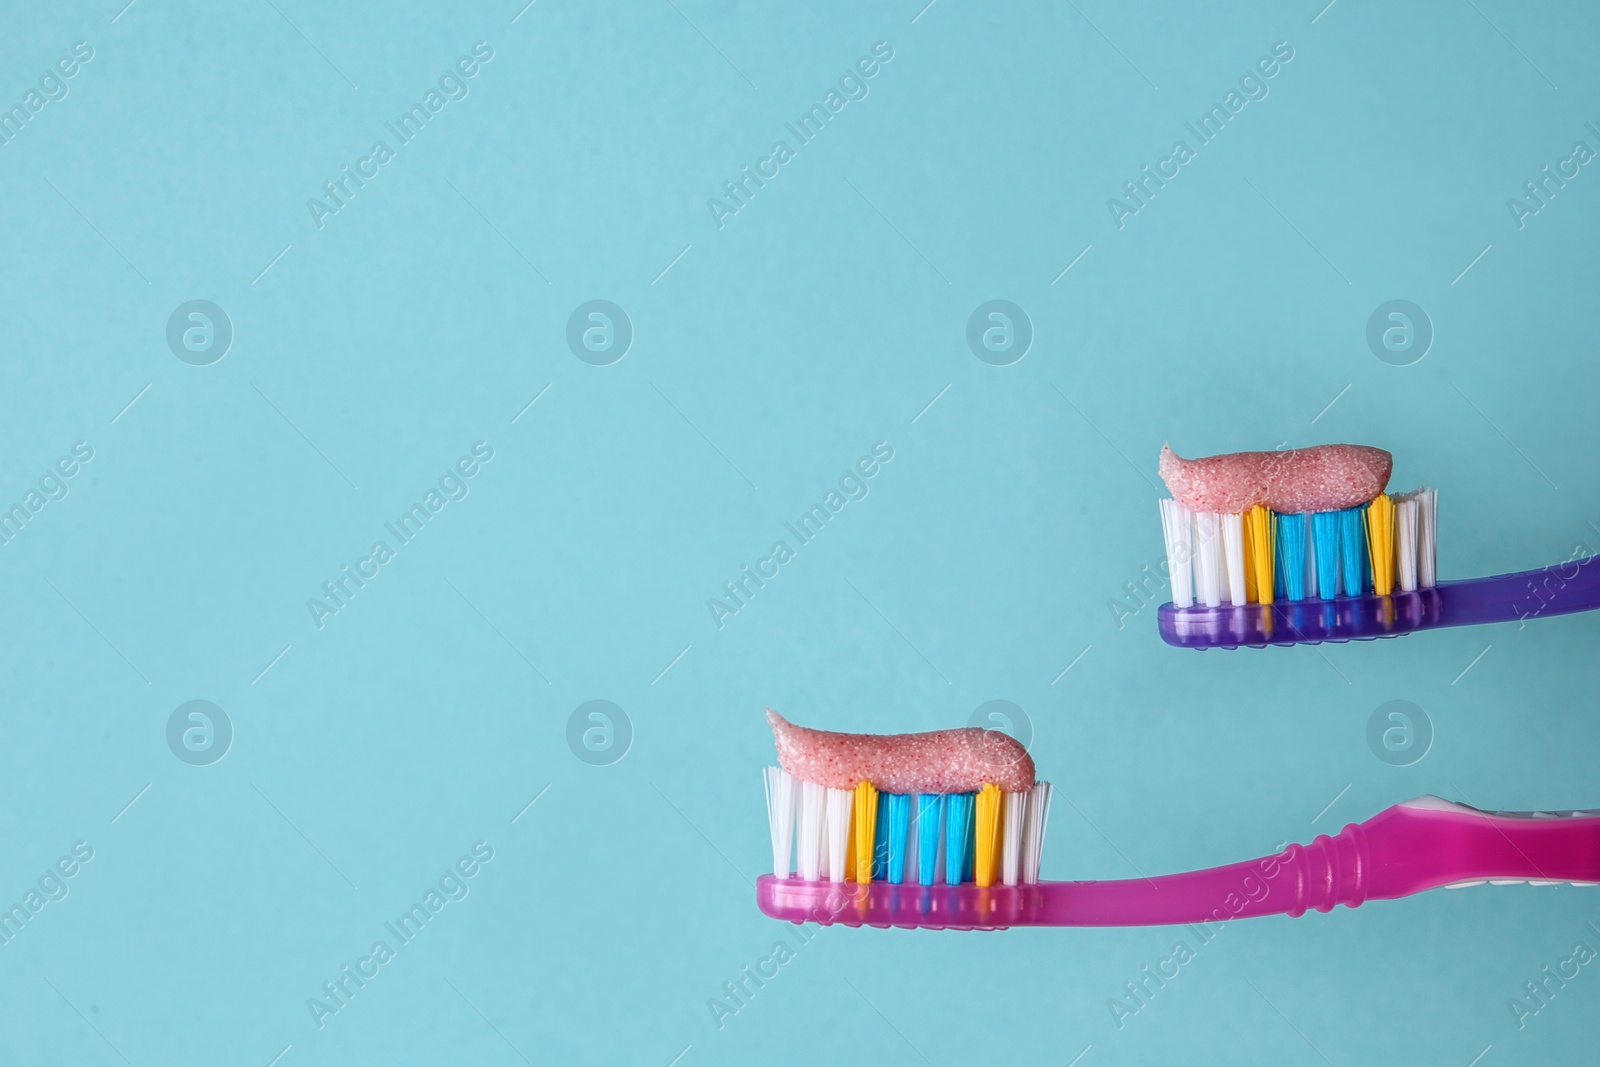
<box><xmin>1221</xmin><ymin>512</ymin><xmax>1246</xmax><ymax>606</ymax></box>
<box><xmin>1411</xmin><ymin>488</ymin><xmax>1438</xmax><ymax>587</ymax></box>
<box><xmin>1159</xmin><ymin>499</ymin><xmax>1194</xmax><ymax>608</ymax></box>
<box><xmin>763</xmin><ymin>767</ymin><xmax>796</xmax><ymax>878</ymax></box>
<box><xmin>817</xmin><ymin>792</ymin><xmax>832</xmax><ymax>881</ymax></box>
<box><xmin>1193</xmin><ymin>511</ymin><xmax>1223</xmax><ymax>608</ymax></box>
<box><xmin>797</xmin><ymin>781</ymin><xmax>825</xmax><ymax>882</ymax></box>
<box><xmin>1022</xmin><ymin>781</ymin><xmax>1053</xmax><ymax>884</ymax></box>
<box><xmin>825</xmin><ymin>788</ymin><xmax>852</xmax><ymax>884</ymax></box>
<box><xmin>1395</xmin><ymin>496</ymin><xmax>1419</xmax><ymax>592</ymax></box>
<box><xmin>1001</xmin><ymin>791</ymin><xmax>1026</xmax><ymax>887</ymax></box>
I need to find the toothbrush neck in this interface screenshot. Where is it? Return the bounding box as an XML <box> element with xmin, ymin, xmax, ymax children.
<box><xmin>1442</xmin><ymin>553</ymin><xmax>1600</xmax><ymax>627</ymax></box>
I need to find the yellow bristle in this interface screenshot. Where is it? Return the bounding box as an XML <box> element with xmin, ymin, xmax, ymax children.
<box><xmin>1241</xmin><ymin>511</ymin><xmax>1256</xmax><ymax>603</ymax></box>
<box><xmin>1245</xmin><ymin>505</ymin><xmax>1275</xmax><ymax>604</ymax></box>
<box><xmin>1367</xmin><ymin>494</ymin><xmax>1395</xmax><ymax>596</ymax></box>
<box><xmin>853</xmin><ymin>781</ymin><xmax>877</xmax><ymax>883</ymax></box>
<box><xmin>974</xmin><ymin>784</ymin><xmax>1003</xmax><ymax>888</ymax></box>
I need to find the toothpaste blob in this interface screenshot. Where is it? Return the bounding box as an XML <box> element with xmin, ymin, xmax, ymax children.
<box><xmin>1158</xmin><ymin>443</ymin><xmax>1392</xmax><ymax>515</ymax></box>
<box><xmin>767</xmin><ymin>710</ymin><xmax>1035</xmax><ymax>794</ymax></box>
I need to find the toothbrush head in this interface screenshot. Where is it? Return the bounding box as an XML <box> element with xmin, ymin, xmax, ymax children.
<box><xmin>760</xmin><ymin>712</ymin><xmax>1053</xmax><ymax>926</ymax></box>
<box><xmin>1158</xmin><ymin>587</ymin><xmax>1444</xmax><ymax>649</ymax></box>
<box><xmin>1156</xmin><ymin>444</ymin><xmax>1438</xmax><ymax>648</ymax></box>
<box><xmin>757</xmin><ymin>874</ymin><xmax>1053</xmax><ymax>930</ymax></box>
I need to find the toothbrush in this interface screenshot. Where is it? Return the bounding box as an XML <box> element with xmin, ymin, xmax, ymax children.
<box><xmin>1154</xmin><ymin>443</ymin><xmax>1600</xmax><ymax>649</ymax></box>
<box><xmin>758</xmin><ymin>713</ymin><xmax>1600</xmax><ymax>929</ymax></box>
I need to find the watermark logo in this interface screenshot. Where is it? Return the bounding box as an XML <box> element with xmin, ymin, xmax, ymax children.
<box><xmin>966</xmin><ymin>699</ymin><xmax>1033</xmax><ymax>766</ymax></box>
<box><xmin>305</xmin><ymin>42</ymin><xmax>495</xmax><ymax>230</ymax></box>
<box><xmin>965</xmin><ymin>300</ymin><xmax>1032</xmax><ymax>366</ymax></box>
<box><xmin>566</xmin><ymin>300</ymin><xmax>633</xmax><ymax>366</ymax></box>
<box><xmin>706</xmin><ymin>41</ymin><xmax>895</xmax><ymax>230</ymax></box>
<box><xmin>167</xmin><ymin>700</ymin><xmax>233</xmax><ymax>766</ymax></box>
<box><xmin>1365</xmin><ymin>300</ymin><xmax>1431</xmax><ymax>366</ymax></box>
<box><xmin>0</xmin><ymin>41</ymin><xmax>94</xmax><ymax>149</ymax></box>
<box><xmin>1508</xmin><ymin>921</ymin><xmax>1600</xmax><ymax>1030</ymax></box>
<box><xmin>166</xmin><ymin>300</ymin><xmax>233</xmax><ymax>365</ymax></box>
<box><xmin>1107</xmin><ymin>844</ymin><xmax>1290</xmax><ymax>1028</ymax></box>
<box><xmin>1366</xmin><ymin>699</ymin><xmax>1431</xmax><ymax>766</ymax></box>
<box><xmin>1507</xmin><ymin>123</ymin><xmax>1599</xmax><ymax>231</ymax></box>
<box><xmin>0</xmin><ymin>841</ymin><xmax>94</xmax><ymax>949</ymax></box>
<box><xmin>307</xmin><ymin>441</ymin><xmax>495</xmax><ymax>630</ymax></box>
<box><xmin>566</xmin><ymin>700</ymin><xmax>632</xmax><ymax>766</ymax></box>
<box><xmin>306</xmin><ymin>841</ymin><xmax>495</xmax><ymax>1030</ymax></box>
<box><xmin>1106</xmin><ymin>41</ymin><xmax>1295</xmax><ymax>230</ymax></box>
<box><xmin>706</xmin><ymin>441</ymin><xmax>894</xmax><ymax>630</ymax></box>
<box><xmin>0</xmin><ymin>439</ymin><xmax>94</xmax><ymax>549</ymax></box>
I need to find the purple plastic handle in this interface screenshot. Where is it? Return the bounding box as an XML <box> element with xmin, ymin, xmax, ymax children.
<box><xmin>755</xmin><ymin>799</ymin><xmax>1600</xmax><ymax>929</ymax></box>
<box><xmin>1157</xmin><ymin>554</ymin><xmax>1600</xmax><ymax>649</ymax></box>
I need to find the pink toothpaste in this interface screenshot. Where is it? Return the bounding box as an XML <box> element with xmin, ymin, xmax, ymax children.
<box><xmin>1159</xmin><ymin>443</ymin><xmax>1392</xmax><ymax>514</ymax></box>
<box><xmin>767</xmin><ymin>710</ymin><xmax>1034</xmax><ymax>794</ymax></box>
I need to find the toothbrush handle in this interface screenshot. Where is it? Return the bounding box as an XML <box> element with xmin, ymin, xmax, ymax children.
<box><xmin>1036</xmin><ymin>799</ymin><xmax>1600</xmax><ymax>926</ymax></box>
<box><xmin>1439</xmin><ymin>554</ymin><xmax>1600</xmax><ymax>628</ymax></box>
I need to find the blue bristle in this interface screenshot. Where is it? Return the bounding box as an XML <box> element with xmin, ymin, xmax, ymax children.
<box><xmin>1311</xmin><ymin>511</ymin><xmax>1341</xmax><ymax>598</ymax></box>
<box><xmin>916</xmin><ymin>795</ymin><xmax>944</xmax><ymax>885</ymax></box>
<box><xmin>872</xmin><ymin>793</ymin><xmax>890</xmax><ymax>880</ymax></box>
<box><xmin>1338</xmin><ymin>507</ymin><xmax>1368</xmax><ymax>594</ymax></box>
<box><xmin>1276</xmin><ymin>512</ymin><xmax>1308</xmax><ymax>602</ymax></box>
<box><xmin>883</xmin><ymin>794</ymin><xmax>910</xmax><ymax>884</ymax></box>
<box><xmin>945</xmin><ymin>793</ymin><xmax>975</xmax><ymax>885</ymax></box>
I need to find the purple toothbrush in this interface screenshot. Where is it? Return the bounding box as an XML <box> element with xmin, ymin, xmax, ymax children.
<box><xmin>1153</xmin><ymin>443</ymin><xmax>1600</xmax><ymax>649</ymax></box>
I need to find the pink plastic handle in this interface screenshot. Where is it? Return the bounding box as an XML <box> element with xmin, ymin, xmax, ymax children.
<box><xmin>755</xmin><ymin>798</ymin><xmax>1600</xmax><ymax>929</ymax></box>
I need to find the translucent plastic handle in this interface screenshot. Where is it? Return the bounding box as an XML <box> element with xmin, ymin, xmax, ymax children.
<box><xmin>1158</xmin><ymin>554</ymin><xmax>1600</xmax><ymax>649</ymax></box>
<box><xmin>1435</xmin><ymin>554</ymin><xmax>1600</xmax><ymax>628</ymax></box>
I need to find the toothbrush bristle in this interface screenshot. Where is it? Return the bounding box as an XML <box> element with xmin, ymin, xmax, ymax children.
<box><xmin>1000</xmin><ymin>790</ymin><xmax>1026</xmax><ymax>887</ymax></box>
<box><xmin>825</xmin><ymin>788</ymin><xmax>851</xmax><ymax>884</ymax></box>
<box><xmin>852</xmin><ymin>782</ymin><xmax>878</xmax><ymax>884</ymax></box>
<box><xmin>797</xmin><ymin>780</ymin><xmax>825</xmax><ymax>882</ymax></box>
<box><xmin>1415</xmin><ymin>488</ymin><xmax>1437</xmax><ymax>587</ymax></box>
<box><xmin>1337</xmin><ymin>506</ymin><xmax>1368</xmax><ymax>595</ymax></box>
<box><xmin>1311</xmin><ymin>510</ymin><xmax>1340</xmax><ymax>598</ymax></box>
<box><xmin>916</xmin><ymin>794</ymin><xmax>944</xmax><ymax>885</ymax></box>
<box><xmin>884</xmin><ymin>794</ymin><xmax>911</xmax><ymax>884</ymax></box>
<box><xmin>1159</xmin><ymin>486</ymin><xmax>1436</xmax><ymax>613</ymax></box>
<box><xmin>1022</xmin><ymin>782</ymin><xmax>1052</xmax><ymax>885</ymax></box>
<box><xmin>763</xmin><ymin>767</ymin><xmax>796</xmax><ymax>879</ymax></box>
<box><xmin>974</xmin><ymin>784</ymin><xmax>1003</xmax><ymax>888</ymax></box>
<box><xmin>947</xmin><ymin>793</ymin><xmax>976</xmax><ymax>885</ymax></box>
<box><xmin>1159</xmin><ymin>499</ymin><xmax>1195</xmax><ymax>609</ymax></box>
<box><xmin>1276</xmin><ymin>512</ymin><xmax>1309</xmax><ymax>602</ymax></box>
<box><xmin>1395</xmin><ymin>495</ymin><xmax>1419</xmax><ymax>592</ymax></box>
<box><xmin>1400</xmin><ymin>487</ymin><xmax>1437</xmax><ymax>589</ymax></box>
<box><xmin>1193</xmin><ymin>511</ymin><xmax>1223</xmax><ymax>608</ymax></box>
<box><xmin>1245</xmin><ymin>505</ymin><xmax>1275</xmax><ymax>603</ymax></box>
<box><xmin>769</xmin><ymin>773</ymin><xmax>1053</xmax><ymax>892</ymax></box>
<box><xmin>1367</xmin><ymin>493</ymin><xmax>1396</xmax><ymax>595</ymax></box>
<box><xmin>1221</xmin><ymin>513</ymin><xmax>1246</xmax><ymax>606</ymax></box>
<box><xmin>902</xmin><ymin>795</ymin><xmax>919</xmax><ymax>884</ymax></box>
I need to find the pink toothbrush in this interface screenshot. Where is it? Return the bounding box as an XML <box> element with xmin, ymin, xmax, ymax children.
<box><xmin>759</xmin><ymin>714</ymin><xmax>1600</xmax><ymax>929</ymax></box>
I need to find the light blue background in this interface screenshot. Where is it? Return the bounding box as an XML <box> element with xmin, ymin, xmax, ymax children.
<box><xmin>2</xmin><ymin>1</ymin><xmax>1598</xmax><ymax>1064</ymax></box>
